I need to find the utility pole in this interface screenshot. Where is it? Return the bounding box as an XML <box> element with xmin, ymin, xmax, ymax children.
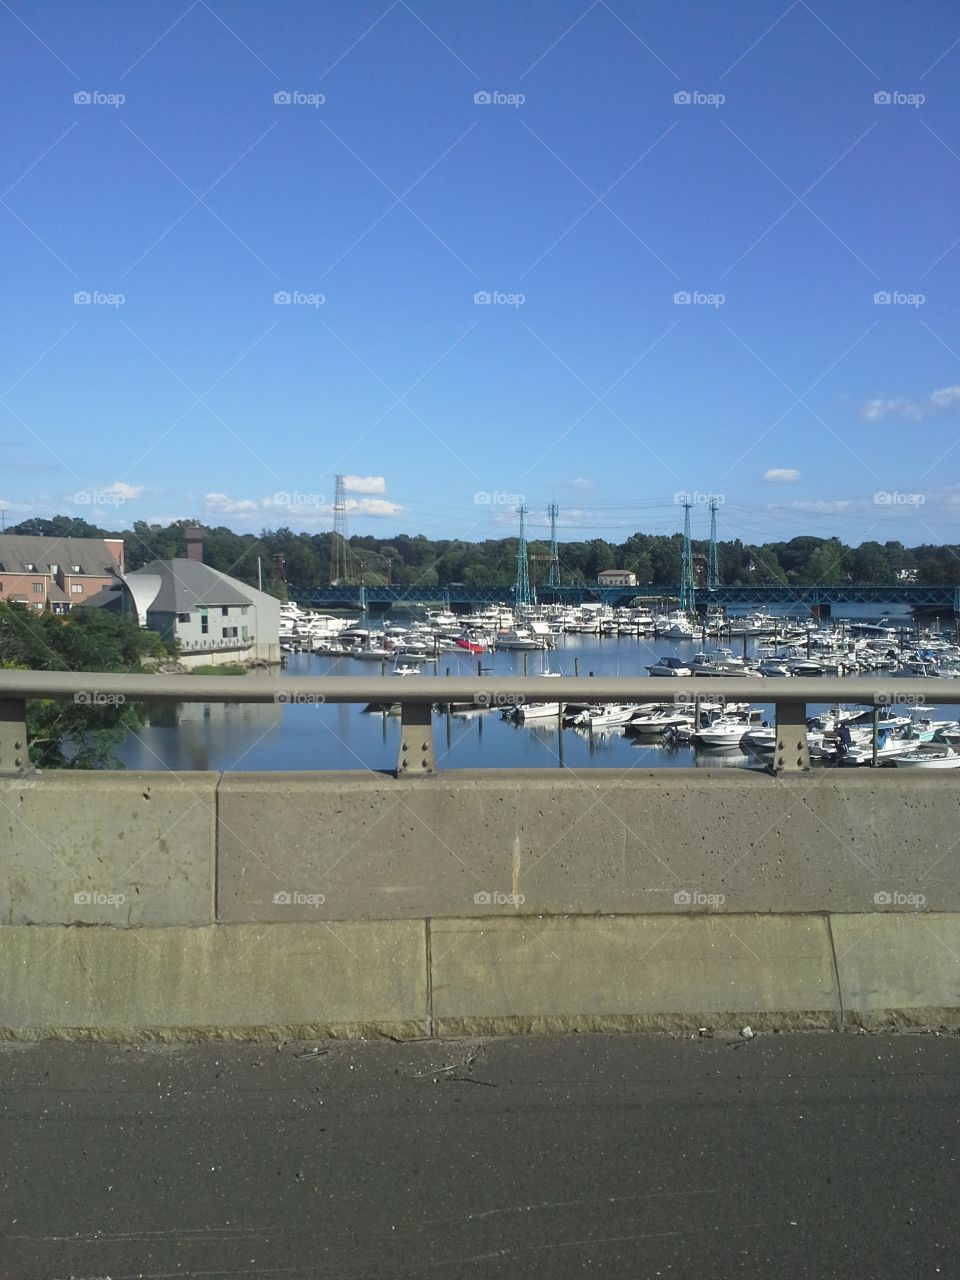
<box><xmin>330</xmin><ymin>475</ymin><xmax>350</xmax><ymax>584</ymax></box>
<box><xmin>514</xmin><ymin>504</ymin><xmax>532</xmax><ymax>608</ymax></box>
<box><xmin>680</xmin><ymin>501</ymin><xmax>696</xmax><ymax>614</ymax></box>
<box><xmin>547</xmin><ymin>503</ymin><xmax>560</xmax><ymax>587</ymax></box>
<box><xmin>707</xmin><ymin>496</ymin><xmax>719</xmax><ymax>591</ymax></box>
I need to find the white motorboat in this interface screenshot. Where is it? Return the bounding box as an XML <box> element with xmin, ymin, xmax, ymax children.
<box><xmin>572</xmin><ymin>703</ymin><xmax>639</xmax><ymax>731</ymax></box>
<box><xmin>626</xmin><ymin>704</ymin><xmax>695</xmax><ymax>734</ymax></box>
<box><xmin>645</xmin><ymin>656</ymin><xmax>692</xmax><ymax>677</ymax></box>
<box><xmin>657</xmin><ymin>612</ymin><xmax>696</xmax><ymax>639</ymax></box>
<box><xmin>693</xmin><ymin>709</ymin><xmax>765</xmax><ymax>748</ymax></box>
<box><xmin>891</xmin><ymin>744</ymin><xmax>960</xmax><ymax>769</ymax></box>
<box><xmin>496</xmin><ymin>628</ymin><xmax>547</xmax><ymax>651</ymax></box>
<box><xmin>510</xmin><ymin>673</ymin><xmax>564</xmax><ymax>722</ymax></box>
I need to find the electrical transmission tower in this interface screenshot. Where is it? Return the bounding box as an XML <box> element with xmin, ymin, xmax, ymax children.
<box><xmin>679</xmin><ymin>500</ymin><xmax>696</xmax><ymax>613</ymax></box>
<box><xmin>514</xmin><ymin>504</ymin><xmax>532</xmax><ymax>608</ymax></box>
<box><xmin>547</xmin><ymin>503</ymin><xmax>560</xmax><ymax>586</ymax></box>
<box><xmin>707</xmin><ymin>496</ymin><xmax>719</xmax><ymax>590</ymax></box>
<box><xmin>329</xmin><ymin>475</ymin><xmax>350</xmax><ymax>584</ymax></box>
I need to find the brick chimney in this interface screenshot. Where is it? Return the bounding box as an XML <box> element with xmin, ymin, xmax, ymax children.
<box><xmin>185</xmin><ymin>526</ymin><xmax>204</xmax><ymax>562</ymax></box>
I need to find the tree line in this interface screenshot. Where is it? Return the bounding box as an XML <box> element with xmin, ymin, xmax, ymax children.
<box><xmin>7</xmin><ymin>515</ymin><xmax>960</xmax><ymax>591</ymax></box>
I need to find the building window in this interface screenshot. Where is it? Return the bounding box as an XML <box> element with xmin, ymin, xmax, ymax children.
<box><xmin>221</xmin><ymin>606</ymin><xmax>229</xmax><ymax>616</ymax></box>
<box><xmin>222</xmin><ymin>626</ymin><xmax>238</xmax><ymax>638</ymax></box>
<box><xmin>200</xmin><ymin>613</ymin><xmax>209</xmax><ymax>635</ymax></box>
<box><xmin>70</xmin><ymin>565</ymin><xmax>82</xmax><ymax>572</ymax></box>
<box><xmin>70</xmin><ymin>584</ymin><xmax>83</xmax><ymax>594</ymax></box>
<box><xmin>24</xmin><ymin>563</ymin><xmax>36</xmax><ymax>572</ymax></box>
<box><xmin>32</xmin><ymin>582</ymin><xmax>43</xmax><ymax>593</ymax></box>
<box><xmin>177</xmin><ymin>613</ymin><xmax>190</xmax><ymax>623</ymax></box>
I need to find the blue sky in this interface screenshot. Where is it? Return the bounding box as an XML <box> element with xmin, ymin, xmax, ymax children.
<box><xmin>2</xmin><ymin>0</ymin><xmax>959</xmax><ymax>550</ymax></box>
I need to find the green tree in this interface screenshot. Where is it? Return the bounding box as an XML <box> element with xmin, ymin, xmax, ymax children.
<box><xmin>0</xmin><ymin>604</ymin><xmax>167</xmax><ymax>769</ymax></box>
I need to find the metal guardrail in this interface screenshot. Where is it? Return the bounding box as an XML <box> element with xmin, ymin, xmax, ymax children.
<box><xmin>0</xmin><ymin>671</ymin><xmax>953</xmax><ymax>775</ymax></box>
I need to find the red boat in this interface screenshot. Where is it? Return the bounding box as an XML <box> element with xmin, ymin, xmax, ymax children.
<box><xmin>455</xmin><ymin>636</ymin><xmax>485</xmax><ymax>654</ymax></box>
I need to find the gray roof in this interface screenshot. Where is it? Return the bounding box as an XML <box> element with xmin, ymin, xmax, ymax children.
<box><xmin>0</xmin><ymin>533</ymin><xmax>120</xmax><ymax>577</ymax></box>
<box><xmin>135</xmin><ymin>559</ymin><xmax>252</xmax><ymax>612</ymax></box>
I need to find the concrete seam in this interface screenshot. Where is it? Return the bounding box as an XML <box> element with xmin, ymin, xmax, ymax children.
<box><xmin>213</xmin><ymin>771</ymin><xmax>223</xmax><ymax>923</ymax></box>
<box><xmin>826</xmin><ymin>912</ymin><xmax>845</xmax><ymax>1031</ymax></box>
<box><xmin>425</xmin><ymin>918</ymin><xmax>435</xmax><ymax>1038</ymax></box>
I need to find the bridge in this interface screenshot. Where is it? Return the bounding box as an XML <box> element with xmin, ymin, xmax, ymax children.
<box><xmin>291</xmin><ymin>581</ymin><xmax>960</xmax><ymax>612</ymax></box>
<box><xmin>2</xmin><ymin>668</ymin><xmax>960</xmax><ymax>1049</ymax></box>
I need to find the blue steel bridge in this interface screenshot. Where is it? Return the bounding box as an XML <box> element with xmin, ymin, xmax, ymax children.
<box><xmin>291</xmin><ymin>582</ymin><xmax>960</xmax><ymax>613</ymax></box>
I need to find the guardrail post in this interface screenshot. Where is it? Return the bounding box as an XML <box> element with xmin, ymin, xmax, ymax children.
<box><xmin>0</xmin><ymin>698</ymin><xmax>28</xmax><ymax>773</ymax></box>
<box><xmin>773</xmin><ymin>702</ymin><xmax>810</xmax><ymax>773</ymax></box>
<box><xmin>397</xmin><ymin>702</ymin><xmax>435</xmax><ymax>776</ymax></box>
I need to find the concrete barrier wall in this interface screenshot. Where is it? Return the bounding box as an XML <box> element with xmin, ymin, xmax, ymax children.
<box><xmin>3</xmin><ymin>768</ymin><xmax>960</xmax><ymax>1038</ymax></box>
<box><xmin>0</xmin><ymin>772</ymin><xmax>219</xmax><ymax>926</ymax></box>
<box><xmin>4</xmin><ymin>913</ymin><xmax>960</xmax><ymax>1039</ymax></box>
<box><xmin>2</xmin><ymin>768</ymin><xmax>958</xmax><ymax>925</ymax></box>
<box><xmin>216</xmin><ymin>770</ymin><xmax>960</xmax><ymax>922</ymax></box>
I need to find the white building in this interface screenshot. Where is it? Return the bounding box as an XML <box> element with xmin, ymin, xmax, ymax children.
<box><xmin>597</xmin><ymin>569</ymin><xmax>637</xmax><ymax>587</ymax></box>
<box><xmin>85</xmin><ymin>558</ymin><xmax>281</xmax><ymax>668</ymax></box>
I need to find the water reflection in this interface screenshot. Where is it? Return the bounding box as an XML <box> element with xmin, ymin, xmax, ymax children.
<box><xmin>113</xmin><ymin>618</ymin><xmax>945</xmax><ymax>774</ymax></box>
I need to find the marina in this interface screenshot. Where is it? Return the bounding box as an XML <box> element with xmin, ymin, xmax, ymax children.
<box><xmin>117</xmin><ymin>603</ymin><xmax>960</xmax><ymax>774</ymax></box>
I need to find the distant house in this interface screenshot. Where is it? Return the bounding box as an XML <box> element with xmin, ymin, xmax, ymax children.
<box><xmin>0</xmin><ymin>533</ymin><xmax>124</xmax><ymax>612</ymax></box>
<box><xmin>597</xmin><ymin>569</ymin><xmax>637</xmax><ymax>587</ymax></box>
<box><xmin>897</xmin><ymin>568</ymin><xmax>918</xmax><ymax>583</ymax></box>
<box><xmin>85</xmin><ymin>558</ymin><xmax>281</xmax><ymax>668</ymax></box>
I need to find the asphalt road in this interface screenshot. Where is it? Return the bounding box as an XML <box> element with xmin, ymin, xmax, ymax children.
<box><xmin>1</xmin><ymin>1031</ymin><xmax>959</xmax><ymax>1279</ymax></box>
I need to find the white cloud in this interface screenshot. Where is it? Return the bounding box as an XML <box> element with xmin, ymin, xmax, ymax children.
<box><xmin>861</xmin><ymin>385</ymin><xmax>960</xmax><ymax>421</ymax></box>
<box><xmin>573</xmin><ymin>477</ymin><xmax>593</xmax><ymax>490</ymax></box>
<box><xmin>203</xmin><ymin>491</ymin><xmax>402</xmax><ymax>523</ymax></box>
<box><xmin>763</xmin><ymin>468</ymin><xmax>801</xmax><ymax>482</ymax></box>
<box><xmin>344</xmin><ymin>497</ymin><xmax>402</xmax><ymax>516</ymax></box>
<box><xmin>205</xmin><ymin>492</ymin><xmax>261</xmax><ymax>515</ymax></box>
<box><xmin>342</xmin><ymin>475</ymin><xmax>386</xmax><ymax>494</ymax></box>
<box><xmin>103</xmin><ymin>481</ymin><xmax>144</xmax><ymax>499</ymax></box>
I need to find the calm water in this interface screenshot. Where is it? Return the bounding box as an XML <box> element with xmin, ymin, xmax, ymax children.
<box><xmin>113</xmin><ymin>610</ymin><xmax>956</xmax><ymax>772</ymax></box>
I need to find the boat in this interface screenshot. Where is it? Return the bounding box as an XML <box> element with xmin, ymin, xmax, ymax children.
<box><xmin>496</xmin><ymin>628</ymin><xmax>547</xmax><ymax>651</ymax></box>
<box><xmin>656</xmin><ymin>611</ymin><xmax>696</xmax><ymax>639</ymax></box>
<box><xmin>509</xmin><ymin>672</ymin><xmax>564</xmax><ymax>722</ymax></box>
<box><xmin>645</xmin><ymin>656</ymin><xmax>692</xmax><ymax>677</ymax></box>
<box><xmin>891</xmin><ymin>744</ymin><xmax>960</xmax><ymax>769</ymax></box>
<box><xmin>571</xmin><ymin>703</ymin><xmax>639</xmax><ymax>731</ymax></box>
<box><xmin>692</xmin><ymin>708</ymin><xmax>766</xmax><ymax>748</ymax></box>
